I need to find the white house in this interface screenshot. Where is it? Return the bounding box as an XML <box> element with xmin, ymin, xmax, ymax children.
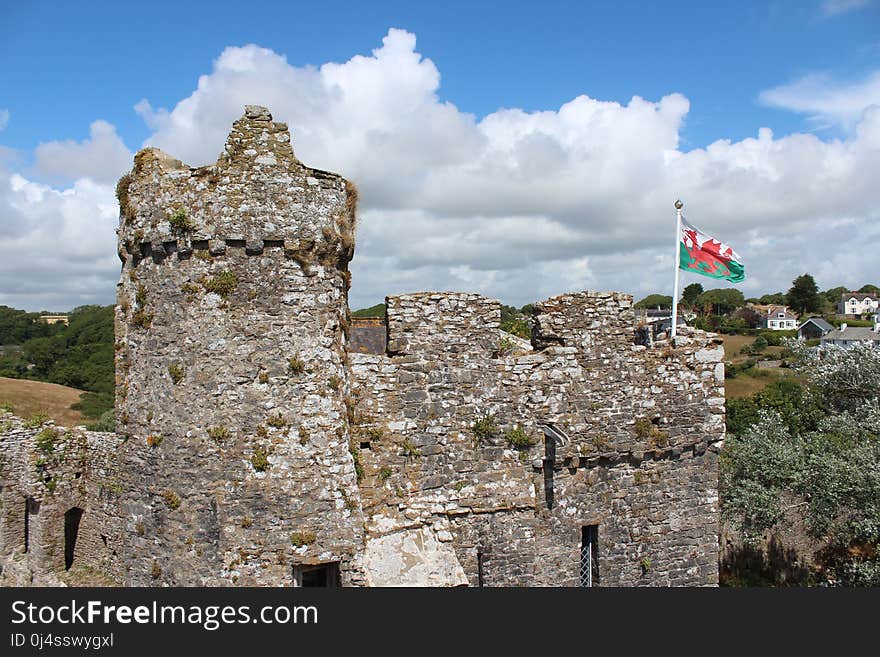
<box><xmin>761</xmin><ymin>305</ymin><xmax>798</xmax><ymax>330</ymax></box>
<box><xmin>837</xmin><ymin>292</ymin><xmax>878</xmax><ymax>318</ymax></box>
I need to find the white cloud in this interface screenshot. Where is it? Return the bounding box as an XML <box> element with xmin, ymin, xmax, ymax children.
<box><xmin>33</xmin><ymin>120</ymin><xmax>132</xmax><ymax>186</ymax></box>
<box><xmin>0</xmin><ymin>109</ymin><xmax>9</xmax><ymax>131</ymax></box>
<box><xmin>3</xmin><ymin>29</ymin><xmax>880</xmax><ymax>312</ymax></box>
<box><xmin>135</xmin><ymin>31</ymin><xmax>880</xmax><ymax>308</ymax></box>
<box><xmin>0</xmin><ymin>164</ymin><xmax>120</xmax><ymax>311</ymax></box>
<box><xmin>820</xmin><ymin>0</ymin><xmax>871</xmax><ymax>17</ymax></box>
<box><xmin>759</xmin><ymin>71</ymin><xmax>880</xmax><ymax>131</ymax></box>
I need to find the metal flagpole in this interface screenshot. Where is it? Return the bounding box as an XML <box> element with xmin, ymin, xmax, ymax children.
<box><xmin>671</xmin><ymin>199</ymin><xmax>683</xmax><ymax>339</ymax></box>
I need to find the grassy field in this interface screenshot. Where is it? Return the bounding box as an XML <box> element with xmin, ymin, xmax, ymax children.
<box><xmin>721</xmin><ymin>335</ymin><xmax>794</xmax><ymax>399</ymax></box>
<box><xmin>0</xmin><ymin>377</ymin><xmax>86</xmax><ymax>426</ymax></box>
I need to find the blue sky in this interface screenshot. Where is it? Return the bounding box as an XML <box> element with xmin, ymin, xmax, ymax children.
<box><xmin>1</xmin><ymin>0</ymin><xmax>879</xmax><ymax>310</ymax></box>
<box><xmin>4</xmin><ymin>1</ymin><xmax>878</xmax><ymax>151</ymax></box>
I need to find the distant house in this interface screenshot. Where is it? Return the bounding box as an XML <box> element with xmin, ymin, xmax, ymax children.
<box><xmin>837</xmin><ymin>292</ymin><xmax>878</xmax><ymax>319</ymax></box>
<box><xmin>38</xmin><ymin>314</ymin><xmax>68</xmax><ymax>325</ymax></box>
<box><xmin>760</xmin><ymin>305</ymin><xmax>798</xmax><ymax>330</ymax></box>
<box><xmin>820</xmin><ymin>323</ymin><xmax>880</xmax><ymax>349</ymax></box>
<box><xmin>798</xmin><ymin>317</ymin><xmax>833</xmax><ymax>341</ymax></box>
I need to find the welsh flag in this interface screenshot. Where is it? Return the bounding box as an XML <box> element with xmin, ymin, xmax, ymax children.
<box><xmin>679</xmin><ymin>217</ymin><xmax>745</xmax><ymax>283</ymax></box>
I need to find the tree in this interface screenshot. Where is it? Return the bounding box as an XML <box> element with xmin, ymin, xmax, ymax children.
<box><xmin>733</xmin><ymin>306</ymin><xmax>762</xmax><ymax>329</ymax></box>
<box><xmin>695</xmin><ymin>288</ymin><xmax>745</xmax><ymax>315</ymax></box>
<box><xmin>824</xmin><ymin>286</ymin><xmax>848</xmax><ymax>304</ymax></box>
<box><xmin>721</xmin><ymin>341</ymin><xmax>880</xmax><ymax>585</ymax></box>
<box><xmin>786</xmin><ymin>274</ymin><xmax>822</xmax><ymax>315</ymax></box>
<box><xmin>758</xmin><ymin>293</ymin><xmax>787</xmax><ymax>305</ymax></box>
<box><xmin>858</xmin><ymin>284</ymin><xmax>880</xmax><ymax>295</ymax></box>
<box><xmin>633</xmin><ymin>294</ymin><xmax>672</xmax><ymax>309</ymax></box>
<box><xmin>681</xmin><ymin>283</ymin><xmax>703</xmax><ymax>308</ymax></box>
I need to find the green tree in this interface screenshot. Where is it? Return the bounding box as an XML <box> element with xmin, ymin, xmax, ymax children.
<box><xmin>721</xmin><ymin>341</ymin><xmax>880</xmax><ymax>585</ymax></box>
<box><xmin>858</xmin><ymin>284</ymin><xmax>879</xmax><ymax>295</ymax></box>
<box><xmin>695</xmin><ymin>288</ymin><xmax>745</xmax><ymax>315</ymax></box>
<box><xmin>786</xmin><ymin>274</ymin><xmax>822</xmax><ymax>315</ymax></box>
<box><xmin>757</xmin><ymin>293</ymin><xmax>787</xmax><ymax>305</ymax></box>
<box><xmin>634</xmin><ymin>294</ymin><xmax>672</xmax><ymax>309</ymax></box>
<box><xmin>681</xmin><ymin>283</ymin><xmax>704</xmax><ymax>308</ymax></box>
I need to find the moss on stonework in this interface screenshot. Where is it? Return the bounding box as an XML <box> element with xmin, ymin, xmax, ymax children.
<box><xmin>472</xmin><ymin>415</ymin><xmax>498</xmax><ymax>442</ymax></box>
<box><xmin>288</xmin><ymin>354</ymin><xmax>306</xmax><ymax>375</ymax></box>
<box><xmin>116</xmin><ymin>173</ymin><xmax>133</xmax><ymax>221</ymax></box>
<box><xmin>131</xmin><ymin>309</ymin><xmax>153</xmax><ymax>329</ymax></box>
<box><xmin>202</xmin><ymin>271</ymin><xmax>237</xmax><ymax>298</ymax></box>
<box><xmin>162</xmin><ymin>490</ymin><xmax>181</xmax><ymax>510</ymax></box>
<box><xmin>505</xmin><ymin>425</ymin><xmax>536</xmax><ymax>449</ymax></box>
<box><xmin>168</xmin><ymin>208</ymin><xmax>195</xmax><ymax>233</ymax></box>
<box><xmin>251</xmin><ymin>446</ymin><xmax>269</xmax><ymax>472</ymax></box>
<box><xmin>348</xmin><ymin>439</ymin><xmax>364</xmax><ymax>481</ymax></box>
<box><xmin>290</xmin><ymin>530</ymin><xmax>316</xmax><ymax>547</ymax></box>
<box><xmin>208</xmin><ymin>426</ymin><xmax>230</xmax><ymax>442</ymax></box>
<box><xmin>266</xmin><ymin>414</ymin><xmax>287</xmax><ymax>428</ymax></box>
<box><xmin>167</xmin><ymin>363</ymin><xmax>184</xmax><ymax>385</ymax></box>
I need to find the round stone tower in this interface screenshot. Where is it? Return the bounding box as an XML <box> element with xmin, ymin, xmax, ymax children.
<box><xmin>114</xmin><ymin>106</ymin><xmax>365</xmax><ymax>585</ymax></box>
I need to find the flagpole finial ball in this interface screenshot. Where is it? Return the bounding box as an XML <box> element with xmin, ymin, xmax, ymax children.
<box><xmin>674</xmin><ymin>199</ymin><xmax>683</xmax><ymax>210</ymax></box>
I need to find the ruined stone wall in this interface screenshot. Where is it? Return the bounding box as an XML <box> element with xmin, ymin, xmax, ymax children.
<box><xmin>0</xmin><ymin>413</ymin><xmax>124</xmax><ymax>586</ymax></box>
<box><xmin>350</xmin><ymin>291</ymin><xmax>724</xmax><ymax>586</ymax></box>
<box><xmin>113</xmin><ymin>106</ymin><xmax>365</xmax><ymax>585</ymax></box>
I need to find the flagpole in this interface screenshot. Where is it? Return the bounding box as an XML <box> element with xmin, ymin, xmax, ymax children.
<box><xmin>671</xmin><ymin>199</ymin><xmax>683</xmax><ymax>340</ymax></box>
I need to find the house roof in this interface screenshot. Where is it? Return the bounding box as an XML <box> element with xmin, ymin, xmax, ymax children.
<box><xmin>798</xmin><ymin>317</ymin><xmax>833</xmax><ymax>332</ymax></box>
<box><xmin>766</xmin><ymin>305</ymin><xmax>797</xmax><ymax>319</ymax></box>
<box><xmin>841</xmin><ymin>292</ymin><xmax>878</xmax><ymax>301</ymax></box>
<box><xmin>822</xmin><ymin>327</ymin><xmax>880</xmax><ymax>342</ymax></box>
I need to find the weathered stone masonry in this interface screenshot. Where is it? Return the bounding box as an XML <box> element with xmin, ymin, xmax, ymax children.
<box><xmin>0</xmin><ymin>106</ymin><xmax>724</xmax><ymax>586</ymax></box>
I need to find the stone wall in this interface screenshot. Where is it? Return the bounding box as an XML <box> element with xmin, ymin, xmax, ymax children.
<box><xmin>0</xmin><ymin>106</ymin><xmax>724</xmax><ymax>586</ymax></box>
<box><xmin>349</xmin><ymin>291</ymin><xmax>724</xmax><ymax>586</ymax></box>
<box><xmin>0</xmin><ymin>413</ymin><xmax>124</xmax><ymax>586</ymax></box>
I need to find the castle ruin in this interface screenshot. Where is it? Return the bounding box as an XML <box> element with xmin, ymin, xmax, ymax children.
<box><xmin>0</xmin><ymin>106</ymin><xmax>724</xmax><ymax>586</ymax></box>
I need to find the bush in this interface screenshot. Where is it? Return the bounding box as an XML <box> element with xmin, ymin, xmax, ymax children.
<box><xmin>86</xmin><ymin>409</ymin><xmax>115</xmax><ymax>432</ymax></box>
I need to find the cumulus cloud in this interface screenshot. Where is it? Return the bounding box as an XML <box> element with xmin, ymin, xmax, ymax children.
<box><xmin>3</xmin><ymin>28</ymin><xmax>880</xmax><ymax>311</ymax></box>
<box><xmin>759</xmin><ymin>71</ymin><xmax>880</xmax><ymax>131</ymax></box>
<box><xmin>133</xmin><ymin>30</ymin><xmax>880</xmax><ymax>307</ymax></box>
<box><xmin>0</xmin><ymin>163</ymin><xmax>120</xmax><ymax>311</ymax></box>
<box><xmin>33</xmin><ymin>120</ymin><xmax>132</xmax><ymax>186</ymax></box>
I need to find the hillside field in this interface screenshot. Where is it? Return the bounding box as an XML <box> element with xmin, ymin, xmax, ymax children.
<box><xmin>0</xmin><ymin>376</ymin><xmax>86</xmax><ymax>426</ymax></box>
<box><xmin>721</xmin><ymin>334</ymin><xmax>797</xmax><ymax>399</ymax></box>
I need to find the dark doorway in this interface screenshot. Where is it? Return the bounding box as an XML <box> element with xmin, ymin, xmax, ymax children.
<box><xmin>293</xmin><ymin>562</ymin><xmax>340</xmax><ymax>587</ymax></box>
<box><xmin>64</xmin><ymin>507</ymin><xmax>84</xmax><ymax>570</ymax></box>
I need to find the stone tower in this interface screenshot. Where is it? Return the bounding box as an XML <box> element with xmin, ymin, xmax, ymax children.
<box><xmin>114</xmin><ymin>106</ymin><xmax>365</xmax><ymax>585</ymax></box>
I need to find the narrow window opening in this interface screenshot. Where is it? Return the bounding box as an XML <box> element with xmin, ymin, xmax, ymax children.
<box><xmin>293</xmin><ymin>562</ymin><xmax>340</xmax><ymax>587</ymax></box>
<box><xmin>543</xmin><ymin>433</ymin><xmax>556</xmax><ymax>510</ymax></box>
<box><xmin>64</xmin><ymin>507</ymin><xmax>84</xmax><ymax>570</ymax></box>
<box><xmin>580</xmin><ymin>525</ymin><xmax>599</xmax><ymax>587</ymax></box>
<box><xmin>24</xmin><ymin>496</ymin><xmax>39</xmax><ymax>554</ymax></box>
<box><xmin>359</xmin><ymin>441</ymin><xmax>371</xmax><ymax>450</ymax></box>
<box><xmin>476</xmin><ymin>547</ymin><xmax>485</xmax><ymax>588</ymax></box>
